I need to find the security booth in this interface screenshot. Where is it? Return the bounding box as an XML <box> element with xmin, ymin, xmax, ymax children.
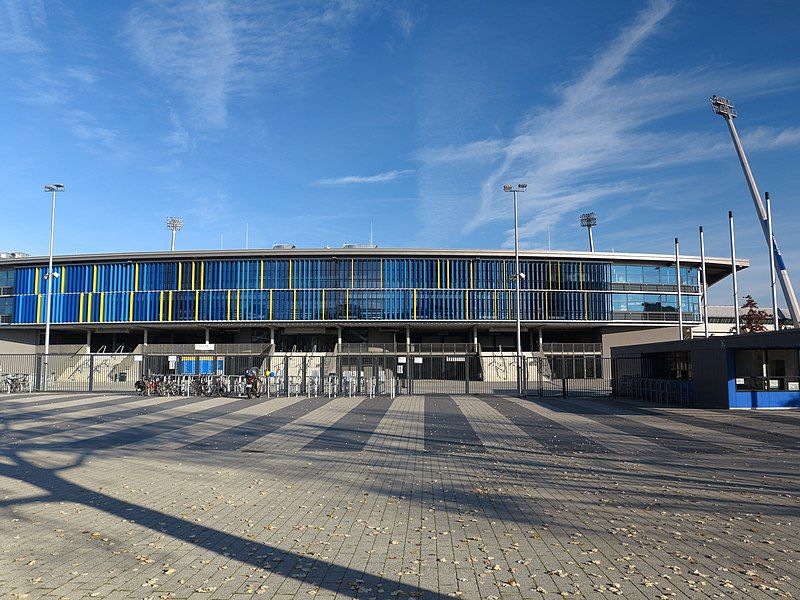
<box><xmin>611</xmin><ymin>329</ymin><xmax>800</xmax><ymax>409</ymax></box>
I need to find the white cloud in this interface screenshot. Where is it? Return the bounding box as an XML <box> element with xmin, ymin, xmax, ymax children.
<box><xmin>314</xmin><ymin>169</ymin><xmax>414</xmax><ymax>186</ymax></box>
<box><xmin>0</xmin><ymin>0</ymin><xmax>47</xmax><ymax>54</ymax></box>
<box><xmin>414</xmin><ymin>0</ymin><xmax>799</xmax><ymax>248</ymax></box>
<box><xmin>124</xmin><ymin>0</ymin><xmax>373</xmax><ymax>129</ymax></box>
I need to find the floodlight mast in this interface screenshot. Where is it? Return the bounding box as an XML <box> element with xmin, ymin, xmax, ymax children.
<box><xmin>579</xmin><ymin>212</ymin><xmax>597</xmax><ymax>252</ymax></box>
<box><xmin>166</xmin><ymin>217</ymin><xmax>183</xmax><ymax>252</ymax></box>
<box><xmin>711</xmin><ymin>95</ymin><xmax>800</xmax><ymax>327</ymax></box>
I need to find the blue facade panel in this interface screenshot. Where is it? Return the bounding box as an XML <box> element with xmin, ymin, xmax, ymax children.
<box><xmin>6</xmin><ymin>256</ymin><xmax>700</xmax><ymax>325</ymax></box>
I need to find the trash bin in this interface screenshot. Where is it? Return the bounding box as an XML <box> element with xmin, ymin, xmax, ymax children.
<box><xmin>119</xmin><ymin>372</ymin><xmax>127</xmax><ymax>382</ymax></box>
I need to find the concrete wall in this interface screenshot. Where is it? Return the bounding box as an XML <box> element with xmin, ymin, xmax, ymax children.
<box><xmin>0</xmin><ymin>329</ymin><xmax>38</xmax><ymax>354</ymax></box>
<box><xmin>601</xmin><ymin>326</ymin><xmax>681</xmax><ymax>358</ymax></box>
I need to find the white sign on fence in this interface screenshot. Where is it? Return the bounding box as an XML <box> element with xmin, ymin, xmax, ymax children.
<box><xmin>195</xmin><ymin>343</ymin><xmax>215</xmax><ymax>351</ymax></box>
<box><xmin>413</xmin><ymin>357</ymin><xmax>423</xmax><ymax>364</ymax></box>
<box><xmin>134</xmin><ymin>356</ymin><xmax>143</xmax><ymax>362</ymax></box>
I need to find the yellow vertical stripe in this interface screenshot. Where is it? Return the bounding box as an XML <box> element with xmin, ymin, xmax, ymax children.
<box><xmin>87</xmin><ymin>293</ymin><xmax>93</xmax><ymax>322</ymax></box>
<box><xmin>465</xmin><ymin>290</ymin><xmax>469</xmax><ymax>320</ymax></box>
<box><xmin>545</xmin><ymin>291</ymin><xmax>549</xmax><ymax>319</ymax></box>
<box><xmin>135</xmin><ymin>263</ymin><xmax>140</xmax><ymax>291</ymax></box>
<box><xmin>289</xmin><ymin>260</ymin><xmax>293</xmax><ymax>289</ymax></box>
<box><xmin>469</xmin><ymin>261</ymin><xmax>474</xmax><ymax>290</ymax></box>
<box><xmin>158</xmin><ymin>291</ymin><xmax>164</xmax><ymax>321</ymax></box>
<box><xmin>227</xmin><ymin>290</ymin><xmax>231</xmax><ymax>320</ymax></box>
<box><xmin>200</xmin><ymin>262</ymin><xmax>205</xmax><ymax>290</ymax></box>
<box><xmin>191</xmin><ymin>262</ymin><xmax>196</xmax><ymax>291</ymax></box>
<box><xmin>446</xmin><ymin>260</ymin><xmax>451</xmax><ymax>288</ymax></box>
<box><xmin>177</xmin><ymin>262</ymin><xmax>183</xmax><ymax>291</ymax></box>
<box><xmin>79</xmin><ymin>292</ymin><xmax>85</xmax><ymax>322</ymax></box>
<box><xmin>293</xmin><ymin>290</ymin><xmax>297</xmax><ymax>320</ymax></box>
<box><xmin>413</xmin><ymin>289</ymin><xmax>417</xmax><ymax>320</ymax></box>
<box><xmin>60</xmin><ymin>267</ymin><xmax>66</xmax><ymax>293</ymax></box>
<box><xmin>99</xmin><ymin>292</ymin><xmax>105</xmax><ymax>322</ymax></box>
<box><xmin>502</xmin><ymin>260</ymin><xmax>507</xmax><ymax>289</ymax></box>
<box><xmin>195</xmin><ymin>290</ymin><xmax>199</xmax><ymax>321</ymax></box>
<box><xmin>321</xmin><ymin>289</ymin><xmax>325</xmax><ymax>320</ymax></box>
<box><xmin>168</xmin><ymin>290</ymin><xmax>173</xmax><ymax>321</ymax></box>
<box><xmin>92</xmin><ymin>265</ymin><xmax>98</xmax><ymax>292</ymax></box>
<box><xmin>380</xmin><ymin>259</ymin><xmax>383</xmax><ymax>289</ymax></box>
<box><xmin>260</xmin><ymin>260</ymin><xmax>264</xmax><ymax>289</ymax></box>
<box><xmin>34</xmin><ymin>268</ymin><xmax>40</xmax><ymax>294</ymax></box>
<box><xmin>269</xmin><ymin>290</ymin><xmax>273</xmax><ymax>320</ymax></box>
<box><xmin>36</xmin><ymin>295</ymin><xmax>42</xmax><ymax>323</ymax></box>
<box><xmin>129</xmin><ymin>291</ymin><xmax>134</xmax><ymax>321</ymax></box>
<box><xmin>236</xmin><ymin>290</ymin><xmax>240</xmax><ymax>320</ymax></box>
<box><xmin>437</xmin><ymin>260</ymin><xmax>441</xmax><ymax>289</ymax></box>
<box><xmin>351</xmin><ymin>259</ymin><xmax>355</xmax><ymax>288</ymax></box>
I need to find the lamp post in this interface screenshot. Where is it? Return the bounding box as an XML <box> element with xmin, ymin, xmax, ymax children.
<box><xmin>503</xmin><ymin>183</ymin><xmax>527</xmax><ymax>396</ymax></box>
<box><xmin>675</xmin><ymin>238</ymin><xmax>683</xmax><ymax>341</ymax></box>
<box><xmin>580</xmin><ymin>212</ymin><xmax>597</xmax><ymax>252</ymax></box>
<box><xmin>166</xmin><ymin>217</ymin><xmax>183</xmax><ymax>252</ymax></box>
<box><xmin>42</xmin><ymin>183</ymin><xmax>65</xmax><ymax>391</ymax></box>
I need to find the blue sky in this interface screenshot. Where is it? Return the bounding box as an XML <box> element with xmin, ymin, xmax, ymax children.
<box><xmin>1</xmin><ymin>0</ymin><xmax>799</xmax><ymax>306</ymax></box>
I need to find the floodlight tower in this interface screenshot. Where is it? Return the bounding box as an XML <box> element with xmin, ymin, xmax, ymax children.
<box><xmin>580</xmin><ymin>212</ymin><xmax>597</xmax><ymax>252</ymax></box>
<box><xmin>166</xmin><ymin>217</ymin><xmax>183</xmax><ymax>252</ymax></box>
<box><xmin>503</xmin><ymin>183</ymin><xmax>527</xmax><ymax>397</ymax></box>
<box><xmin>710</xmin><ymin>95</ymin><xmax>800</xmax><ymax>327</ymax></box>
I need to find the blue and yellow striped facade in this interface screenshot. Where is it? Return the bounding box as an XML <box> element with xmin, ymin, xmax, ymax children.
<box><xmin>5</xmin><ymin>255</ymin><xmax>700</xmax><ymax>325</ymax></box>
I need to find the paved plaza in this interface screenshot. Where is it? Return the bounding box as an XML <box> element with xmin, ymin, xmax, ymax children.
<box><xmin>0</xmin><ymin>392</ymin><xmax>797</xmax><ymax>599</ymax></box>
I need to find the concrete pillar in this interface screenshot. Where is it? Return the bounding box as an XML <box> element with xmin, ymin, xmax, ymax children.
<box><xmin>269</xmin><ymin>327</ymin><xmax>275</xmax><ymax>346</ymax></box>
<box><xmin>472</xmin><ymin>325</ymin><xmax>478</xmax><ymax>348</ymax></box>
<box><xmin>86</xmin><ymin>330</ymin><xmax>92</xmax><ymax>353</ymax></box>
<box><xmin>538</xmin><ymin>327</ymin><xmax>544</xmax><ymax>357</ymax></box>
<box><xmin>405</xmin><ymin>325</ymin><xmax>411</xmax><ymax>347</ymax></box>
<box><xmin>204</xmin><ymin>327</ymin><xmax>210</xmax><ymax>344</ymax></box>
<box><xmin>143</xmin><ymin>328</ymin><xmax>148</xmax><ymax>347</ymax></box>
<box><xmin>337</xmin><ymin>327</ymin><xmax>342</xmax><ymax>346</ymax></box>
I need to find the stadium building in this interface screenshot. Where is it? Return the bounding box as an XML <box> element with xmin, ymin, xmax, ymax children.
<box><xmin>0</xmin><ymin>246</ymin><xmax>745</xmax><ymax>357</ymax></box>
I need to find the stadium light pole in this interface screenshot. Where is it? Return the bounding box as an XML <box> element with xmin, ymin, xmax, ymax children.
<box><xmin>166</xmin><ymin>217</ymin><xmax>183</xmax><ymax>252</ymax></box>
<box><xmin>711</xmin><ymin>95</ymin><xmax>800</xmax><ymax>327</ymax></box>
<box><xmin>504</xmin><ymin>183</ymin><xmax>527</xmax><ymax>396</ymax></box>
<box><xmin>42</xmin><ymin>183</ymin><xmax>65</xmax><ymax>391</ymax></box>
<box><xmin>580</xmin><ymin>212</ymin><xmax>597</xmax><ymax>252</ymax></box>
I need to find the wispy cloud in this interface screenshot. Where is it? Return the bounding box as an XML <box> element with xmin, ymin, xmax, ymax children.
<box><xmin>314</xmin><ymin>169</ymin><xmax>414</xmax><ymax>186</ymax></box>
<box><xmin>0</xmin><ymin>0</ymin><xmax>46</xmax><ymax>54</ymax></box>
<box><xmin>414</xmin><ymin>0</ymin><xmax>800</xmax><ymax>247</ymax></box>
<box><xmin>124</xmin><ymin>0</ymin><xmax>375</xmax><ymax>130</ymax></box>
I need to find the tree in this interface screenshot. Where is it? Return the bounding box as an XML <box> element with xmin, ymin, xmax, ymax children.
<box><xmin>738</xmin><ymin>295</ymin><xmax>769</xmax><ymax>333</ymax></box>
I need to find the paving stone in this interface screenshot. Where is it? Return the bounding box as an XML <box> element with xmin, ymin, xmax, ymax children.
<box><xmin>0</xmin><ymin>391</ymin><xmax>797</xmax><ymax>599</ymax></box>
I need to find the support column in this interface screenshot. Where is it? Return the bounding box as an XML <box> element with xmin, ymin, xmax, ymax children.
<box><xmin>472</xmin><ymin>325</ymin><xmax>478</xmax><ymax>349</ymax></box>
<box><xmin>204</xmin><ymin>327</ymin><xmax>210</xmax><ymax>344</ymax></box>
<box><xmin>538</xmin><ymin>327</ymin><xmax>544</xmax><ymax>357</ymax></box>
<box><xmin>269</xmin><ymin>327</ymin><xmax>275</xmax><ymax>346</ymax></box>
<box><xmin>86</xmin><ymin>330</ymin><xmax>92</xmax><ymax>353</ymax></box>
<box><xmin>143</xmin><ymin>328</ymin><xmax>148</xmax><ymax>347</ymax></box>
<box><xmin>337</xmin><ymin>327</ymin><xmax>342</xmax><ymax>347</ymax></box>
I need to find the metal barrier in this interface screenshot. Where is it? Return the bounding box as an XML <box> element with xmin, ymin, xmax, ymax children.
<box><xmin>0</xmin><ymin>352</ymin><xmax>692</xmax><ymax>403</ymax></box>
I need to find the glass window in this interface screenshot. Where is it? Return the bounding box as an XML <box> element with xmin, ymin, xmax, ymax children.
<box><xmin>625</xmin><ymin>266</ymin><xmax>643</xmax><ymax>284</ymax></box>
<box><xmin>642</xmin><ymin>266</ymin><xmax>660</xmax><ymax>284</ymax></box>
